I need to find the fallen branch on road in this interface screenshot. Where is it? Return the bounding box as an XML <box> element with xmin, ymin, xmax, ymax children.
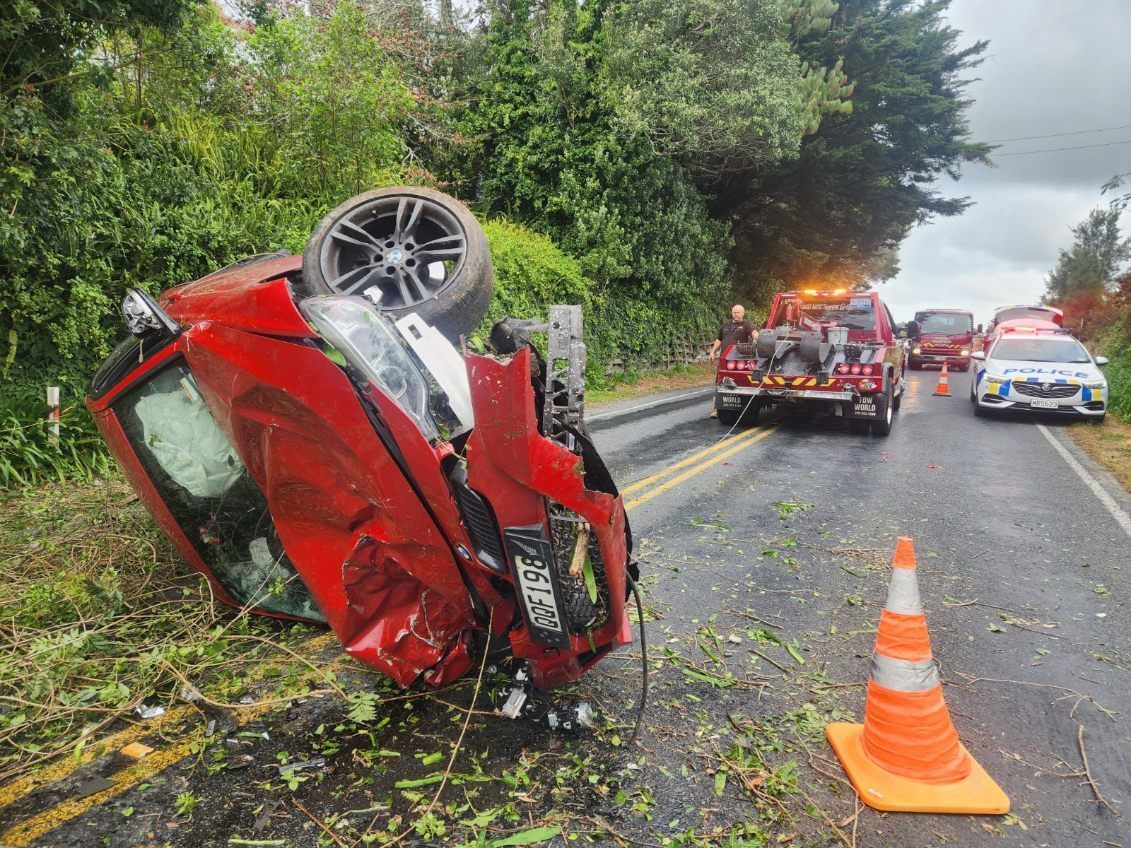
<box><xmin>955</xmin><ymin>672</ymin><xmax>1117</xmax><ymax>722</ymax></box>
<box><xmin>1077</xmin><ymin>725</ymin><xmax>1120</xmax><ymax>817</ymax></box>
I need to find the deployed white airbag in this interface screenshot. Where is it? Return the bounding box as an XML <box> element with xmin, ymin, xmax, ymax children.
<box><xmin>135</xmin><ymin>389</ymin><xmax>244</xmax><ymax>498</ymax></box>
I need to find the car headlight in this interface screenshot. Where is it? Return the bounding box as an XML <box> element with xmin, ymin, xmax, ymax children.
<box><xmin>300</xmin><ymin>296</ymin><xmax>439</xmax><ymax>441</ymax></box>
<box><xmin>912</xmin><ymin>347</ymin><xmax>921</xmax><ymax>355</ymax></box>
<box><xmin>1083</xmin><ymin>379</ymin><xmax>1107</xmax><ymax>390</ymax></box>
<box><xmin>960</xmin><ymin>349</ymin><xmax>970</xmax><ymax>356</ymax></box>
<box><xmin>983</xmin><ymin>374</ymin><xmax>1007</xmax><ymax>385</ymax></box>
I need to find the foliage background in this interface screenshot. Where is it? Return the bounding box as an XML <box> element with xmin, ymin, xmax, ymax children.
<box><xmin>0</xmin><ymin>0</ymin><xmax>988</xmax><ymax>482</ymax></box>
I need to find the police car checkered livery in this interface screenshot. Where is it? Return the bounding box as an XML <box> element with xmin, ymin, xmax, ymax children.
<box><xmin>971</xmin><ymin>328</ymin><xmax>1109</xmax><ymax>421</ymax></box>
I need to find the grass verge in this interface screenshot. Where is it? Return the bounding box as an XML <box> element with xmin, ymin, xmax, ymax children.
<box><xmin>588</xmin><ymin>361</ymin><xmax>715</xmax><ymax>406</ymax></box>
<box><xmin>1068</xmin><ymin>415</ymin><xmax>1131</xmax><ymax>493</ymax></box>
<box><xmin>0</xmin><ymin>476</ymin><xmax>327</xmax><ymax>784</ymax></box>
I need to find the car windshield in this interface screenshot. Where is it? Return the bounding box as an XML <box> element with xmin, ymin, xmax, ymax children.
<box><xmin>799</xmin><ymin>299</ymin><xmax>875</xmax><ymax>332</ymax></box>
<box><xmin>992</xmin><ymin>337</ymin><xmax>1091</xmax><ymax>363</ymax></box>
<box><xmin>914</xmin><ymin>312</ymin><xmax>972</xmax><ymax>334</ymax></box>
<box><xmin>994</xmin><ymin>306</ymin><xmax>1061</xmax><ymax>325</ymax></box>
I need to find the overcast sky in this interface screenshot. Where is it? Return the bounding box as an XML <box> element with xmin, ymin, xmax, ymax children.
<box><xmin>881</xmin><ymin>0</ymin><xmax>1131</xmax><ymax>325</ymax></box>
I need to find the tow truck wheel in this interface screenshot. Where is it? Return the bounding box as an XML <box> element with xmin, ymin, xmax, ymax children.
<box><xmin>300</xmin><ymin>186</ymin><xmax>493</xmax><ymax>341</ymax></box>
<box><xmin>870</xmin><ymin>386</ymin><xmax>894</xmax><ymax>436</ymax></box>
<box><xmin>717</xmin><ymin>407</ymin><xmax>740</xmax><ymax>426</ymax></box>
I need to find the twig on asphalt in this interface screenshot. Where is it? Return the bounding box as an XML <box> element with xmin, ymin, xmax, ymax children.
<box><xmin>749</xmin><ymin>647</ymin><xmax>792</xmax><ymax>674</ymax></box>
<box><xmin>955</xmin><ymin>673</ymin><xmax>1117</xmax><ymax>721</ymax></box>
<box><xmin>294</xmin><ymin>798</ymin><xmax>348</xmax><ymax>847</ymax></box>
<box><xmin>1077</xmin><ymin>725</ymin><xmax>1120</xmax><ymax>817</ymax></box>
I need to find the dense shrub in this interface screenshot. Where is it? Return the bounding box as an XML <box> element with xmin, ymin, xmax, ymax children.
<box><xmin>1096</xmin><ymin>323</ymin><xmax>1131</xmax><ymax>421</ymax></box>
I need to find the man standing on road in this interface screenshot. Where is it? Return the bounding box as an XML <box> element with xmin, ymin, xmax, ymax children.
<box><xmin>708</xmin><ymin>304</ymin><xmax>758</xmax><ymax>418</ymax></box>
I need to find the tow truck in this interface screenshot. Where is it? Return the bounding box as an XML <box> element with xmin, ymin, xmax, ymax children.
<box><xmin>714</xmin><ymin>289</ymin><xmax>906</xmax><ymax>435</ymax></box>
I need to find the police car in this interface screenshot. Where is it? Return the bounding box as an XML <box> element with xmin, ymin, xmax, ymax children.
<box><xmin>970</xmin><ymin>328</ymin><xmax>1109</xmax><ymax>420</ymax></box>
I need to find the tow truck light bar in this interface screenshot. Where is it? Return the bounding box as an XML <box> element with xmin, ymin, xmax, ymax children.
<box><xmin>800</xmin><ymin>288</ymin><xmax>849</xmax><ymax>298</ymax></box>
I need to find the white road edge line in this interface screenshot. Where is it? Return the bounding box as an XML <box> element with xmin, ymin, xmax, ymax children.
<box><xmin>587</xmin><ymin>387</ymin><xmax>714</xmax><ymax>422</ymax></box>
<box><xmin>1037</xmin><ymin>424</ymin><xmax>1131</xmax><ymax>540</ymax></box>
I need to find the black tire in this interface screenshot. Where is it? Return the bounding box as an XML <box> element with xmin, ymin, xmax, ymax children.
<box><xmin>741</xmin><ymin>401</ymin><xmax>763</xmax><ymax>424</ymax></box>
<box><xmin>870</xmin><ymin>386</ymin><xmax>894</xmax><ymax>436</ymax></box>
<box><xmin>717</xmin><ymin>406</ymin><xmax>740</xmax><ymax>426</ymax></box>
<box><xmin>892</xmin><ymin>376</ymin><xmax>903</xmax><ymax>411</ymax></box>
<box><xmin>300</xmin><ymin>186</ymin><xmax>493</xmax><ymax>341</ymax></box>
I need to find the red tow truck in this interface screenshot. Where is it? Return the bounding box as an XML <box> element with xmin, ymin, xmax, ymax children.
<box><xmin>907</xmin><ymin>309</ymin><xmax>975</xmax><ymax>371</ymax></box>
<box><xmin>714</xmin><ymin>289</ymin><xmax>906</xmax><ymax>435</ymax></box>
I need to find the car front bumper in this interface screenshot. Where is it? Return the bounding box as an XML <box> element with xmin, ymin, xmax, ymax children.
<box><xmin>976</xmin><ymin>394</ymin><xmax>1107</xmax><ymax>417</ymax></box>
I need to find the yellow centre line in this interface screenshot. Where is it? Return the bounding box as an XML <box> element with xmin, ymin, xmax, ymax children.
<box><xmin>4</xmin><ymin>423</ymin><xmax>783</xmax><ymax>845</ymax></box>
<box><xmin>0</xmin><ymin>638</ymin><xmax>344</xmax><ymax>848</ymax></box>
<box><xmin>0</xmin><ymin>631</ymin><xmax>339</xmax><ymax>811</ymax></box>
<box><xmin>619</xmin><ymin>424</ymin><xmax>771</xmax><ymax>497</ymax></box>
<box><xmin>625</xmin><ymin>424</ymin><xmax>780</xmax><ymax>511</ymax></box>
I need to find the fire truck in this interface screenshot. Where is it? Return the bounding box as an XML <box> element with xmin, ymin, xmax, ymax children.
<box><xmin>715</xmin><ymin>289</ymin><xmax>907</xmax><ymax>435</ymax></box>
<box><xmin>907</xmin><ymin>309</ymin><xmax>975</xmax><ymax>371</ymax></box>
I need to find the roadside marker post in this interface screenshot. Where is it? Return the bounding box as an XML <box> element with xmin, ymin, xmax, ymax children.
<box><xmin>46</xmin><ymin>386</ymin><xmax>61</xmax><ymax>444</ymax></box>
<box><xmin>826</xmin><ymin>537</ymin><xmax>1009</xmax><ymax>815</ymax></box>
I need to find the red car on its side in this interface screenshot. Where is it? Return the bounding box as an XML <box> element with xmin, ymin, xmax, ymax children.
<box><xmin>87</xmin><ymin>187</ymin><xmax>636</xmax><ymax>697</ymax></box>
<box><xmin>907</xmin><ymin>309</ymin><xmax>974</xmax><ymax>371</ymax></box>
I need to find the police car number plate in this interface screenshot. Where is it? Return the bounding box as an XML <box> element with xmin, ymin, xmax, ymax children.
<box><xmin>853</xmin><ymin>397</ymin><xmax>877</xmax><ymax>417</ymax></box>
<box><xmin>1030</xmin><ymin>399</ymin><xmax>1058</xmax><ymax>409</ymax></box>
<box><xmin>504</xmin><ymin>526</ymin><xmax>570</xmax><ymax>648</ymax></box>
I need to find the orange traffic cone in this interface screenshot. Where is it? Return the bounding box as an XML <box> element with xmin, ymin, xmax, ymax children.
<box><xmin>826</xmin><ymin>537</ymin><xmax>1009</xmax><ymax>814</ymax></box>
<box><xmin>933</xmin><ymin>362</ymin><xmax>951</xmax><ymax>397</ymax></box>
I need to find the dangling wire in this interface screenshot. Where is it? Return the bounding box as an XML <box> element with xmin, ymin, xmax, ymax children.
<box><xmin>626</xmin><ymin>572</ymin><xmax>648</xmax><ymax>745</ymax></box>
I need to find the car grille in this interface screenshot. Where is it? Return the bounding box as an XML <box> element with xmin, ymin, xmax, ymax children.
<box><xmin>1011</xmin><ymin>382</ymin><xmax>1079</xmax><ymax>399</ymax></box>
<box><xmin>549</xmin><ymin>504</ymin><xmax>609</xmax><ymax>634</ymax></box>
<box><xmin>451</xmin><ymin>484</ymin><xmax>506</xmax><ymax>572</ymax></box>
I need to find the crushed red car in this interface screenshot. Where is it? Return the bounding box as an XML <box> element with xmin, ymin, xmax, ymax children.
<box><xmin>87</xmin><ymin>187</ymin><xmax>636</xmax><ymax>703</ymax></box>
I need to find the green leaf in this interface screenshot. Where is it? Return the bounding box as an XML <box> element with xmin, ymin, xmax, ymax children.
<box><xmin>582</xmin><ymin>556</ymin><xmax>598</xmax><ymax>604</ymax></box>
<box><xmin>491</xmin><ymin>825</ymin><xmax>563</xmax><ymax>846</ymax></box>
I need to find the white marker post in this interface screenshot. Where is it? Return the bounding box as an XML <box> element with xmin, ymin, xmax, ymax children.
<box><xmin>46</xmin><ymin>386</ymin><xmax>60</xmax><ymax>445</ymax></box>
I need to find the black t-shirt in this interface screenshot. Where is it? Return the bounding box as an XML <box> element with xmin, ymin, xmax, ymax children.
<box><xmin>717</xmin><ymin>319</ymin><xmax>757</xmax><ymax>349</ymax></box>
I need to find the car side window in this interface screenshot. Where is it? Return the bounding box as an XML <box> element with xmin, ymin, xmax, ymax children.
<box><xmin>114</xmin><ymin>362</ymin><xmax>325</xmax><ymax>621</ymax></box>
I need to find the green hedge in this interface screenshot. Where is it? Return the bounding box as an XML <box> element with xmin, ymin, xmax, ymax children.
<box><xmin>1097</xmin><ymin>320</ymin><xmax>1131</xmax><ymax>421</ymax></box>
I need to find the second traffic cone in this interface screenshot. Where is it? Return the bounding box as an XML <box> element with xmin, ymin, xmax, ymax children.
<box><xmin>826</xmin><ymin>537</ymin><xmax>1009</xmax><ymax>814</ymax></box>
<box><xmin>933</xmin><ymin>362</ymin><xmax>952</xmax><ymax>396</ymax></box>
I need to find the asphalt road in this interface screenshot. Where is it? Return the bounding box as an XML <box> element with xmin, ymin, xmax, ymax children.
<box><xmin>589</xmin><ymin>370</ymin><xmax>1131</xmax><ymax>845</ymax></box>
<box><xmin>4</xmin><ymin>371</ymin><xmax>1130</xmax><ymax>847</ymax></box>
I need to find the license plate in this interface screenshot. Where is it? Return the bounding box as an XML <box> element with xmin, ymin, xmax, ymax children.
<box><xmin>853</xmin><ymin>398</ymin><xmax>877</xmax><ymax>417</ymax></box>
<box><xmin>718</xmin><ymin>393</ymin><xmax>744</xmax><ymax>408</ymax></box>
<box><xmin>504</xmin><ymin>526</ymin><xmax>570</xmax><ymax>648</ymax></box>
<box><xmin>1030</xmin><ymin>398</ymin><xmax>1059</xmax><ymax>409</ymax></box>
